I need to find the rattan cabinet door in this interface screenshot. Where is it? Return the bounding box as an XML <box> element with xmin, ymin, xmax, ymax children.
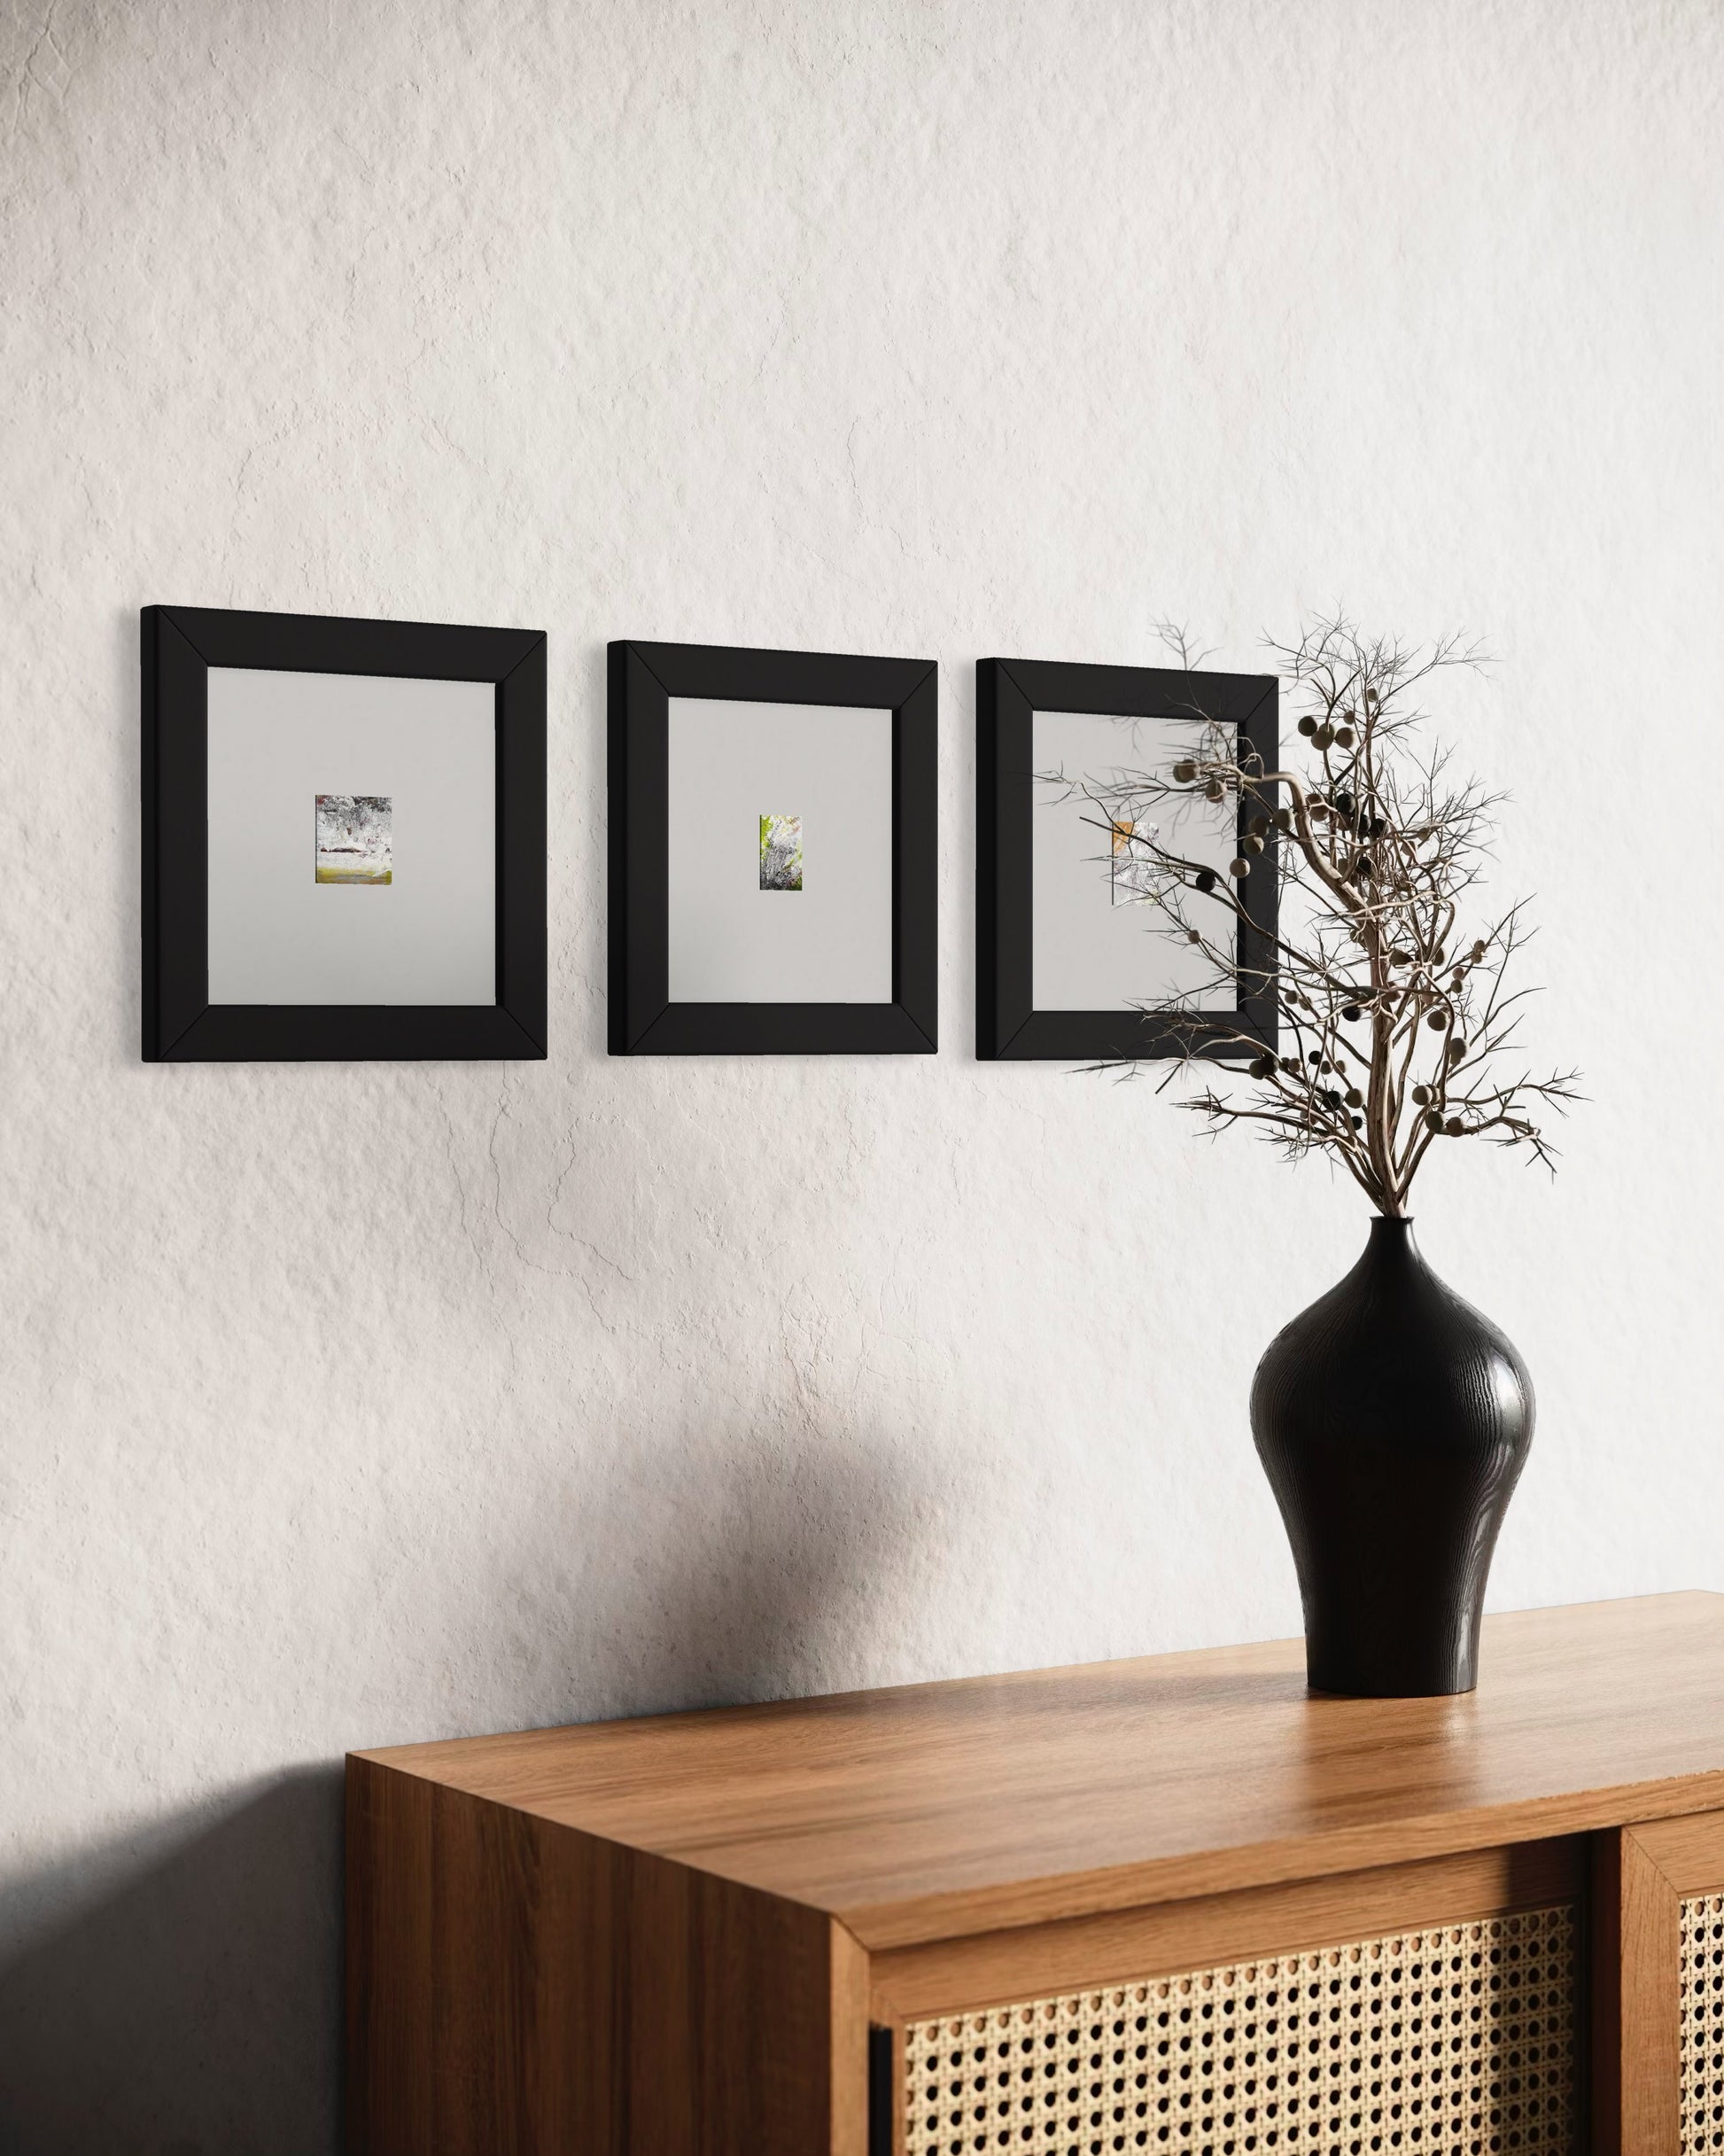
<box><xmin>870</xmin><ymin>1846</ymin><xmax>1584</xmax><ymax>2156</ymax></box>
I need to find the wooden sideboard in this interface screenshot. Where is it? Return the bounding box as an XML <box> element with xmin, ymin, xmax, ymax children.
<box><xmin>346</xmin><ymin>1592</ymin><xmax>1724</xmax><ymax>2154</ymax></box>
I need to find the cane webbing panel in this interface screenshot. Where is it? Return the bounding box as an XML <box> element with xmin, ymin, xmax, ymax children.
<box><xmin>901</xmin><ymin>1903</ymin><xmax>1576</xmax><ymax>2155</ymax></box>
<box><xmin>1681</xmin><ymin>1894</ymin><xmax>1724</xmax><ymax>2152</ymax></box>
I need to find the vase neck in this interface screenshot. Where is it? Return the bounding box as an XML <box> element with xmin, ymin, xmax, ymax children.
<box><xmin>1366</xmin><ymin>1214</ymin><xmax>1422</xmax><ymax>1264</ymax></box>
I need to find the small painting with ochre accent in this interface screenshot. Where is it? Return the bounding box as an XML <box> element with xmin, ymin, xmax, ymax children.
<box><xmin>1110</xmin><ymin>814</ymin><xmax>1157</xmax><ymax>906</ymax></box>
<box><xmin>315</xmin><ymin>794</ymin><xmax>392</xmax><ymax>884</ymax></box>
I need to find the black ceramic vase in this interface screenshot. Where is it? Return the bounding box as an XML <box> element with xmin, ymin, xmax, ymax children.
<box><xmin>1250</xmin><ymin>1216</ymin><xmax>1533</xmax><ymax>1699</ymax></box>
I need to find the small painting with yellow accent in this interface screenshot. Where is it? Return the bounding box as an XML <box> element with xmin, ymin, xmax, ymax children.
<box><xmin>315</xmin><ymin>794</ymin><xmax>392</xmax><ymax>884</ymax></box>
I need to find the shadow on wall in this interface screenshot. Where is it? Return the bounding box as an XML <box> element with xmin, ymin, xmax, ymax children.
<box><xmin>0</xmin><ymin>1429</ymin><xmax>941</xmax><ymax>2154</ymax></box>
<box><xmin>0</xmin><ymin>1769</ymin><xmax>343</xmax><ymax>2156</ymax></box>
<box><xmin>553</xmin><ymin>1421</ymin><xmax>941</xmax><ymax>1723</ymax></box>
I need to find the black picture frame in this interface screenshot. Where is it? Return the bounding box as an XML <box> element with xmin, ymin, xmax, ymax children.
<box><xmin>609</xmin><ymin>641</ymin><xmax>937</xmax><ymax>1055</ymax></box>
<box><xmin>141</xmin><ymin>605</ymin><xmax>547</xmax><ymax>1062</ymax></box>
<box><xmin>976</xmin><ymin>657</ymin><xmax>1278</xmax><ymax>1062</ymax></box>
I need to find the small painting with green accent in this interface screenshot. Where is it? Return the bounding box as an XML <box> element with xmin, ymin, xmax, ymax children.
<box><xmin>315</xmin><ymin>794</ymin><xmax>392</xmax><ymax>884</ymax></box>
<box><xmin>758</xmin><ymin>813</ymin><xmax>803</xmax><ymax>891</ymax></box>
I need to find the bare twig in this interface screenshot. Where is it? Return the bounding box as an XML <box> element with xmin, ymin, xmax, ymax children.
<box><xmin>1070</xmin><ymin>614</ymin><xmax>1580</xmax><ymax>1214</ymax></box>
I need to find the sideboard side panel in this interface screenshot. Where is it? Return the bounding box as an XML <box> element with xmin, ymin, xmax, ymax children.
<box><xmin>346</xmin><ymin>1753</ymin><xmax>436</xmax><ymax>2156</ymax></box>
<box><xmin>346</xmin><ymin>1755</ymin><xmax>850</xmax><ymax>2154</ymax></box>
<box><xmin>602</xmin><ymin>1833</ymin><xmax>843</xmax><ymax>2154</ymax></box>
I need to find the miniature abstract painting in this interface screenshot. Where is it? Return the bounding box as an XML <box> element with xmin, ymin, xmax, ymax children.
<box><xmin>1110</xmin><ymin>815</ymin><xmax>1158</xmax><ymax>906</ymax></box>
<box><xmin>758</xmin><ymin>813</ymin><xmax>803</xmax><ymax>891</ymax></box>
<box><xmin>315</xmin><ymin>794</ymin><xmax>392</xmax><ymax>884</ymax></box>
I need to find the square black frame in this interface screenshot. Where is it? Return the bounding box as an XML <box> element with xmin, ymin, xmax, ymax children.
<box><xmin>609</xmin><ymin>641</ymin><xmax>937</xmax><ymax>1054</ymax></box>
<box><xmin>142</xmin><ymin>605</ymin><xmax>547</xmax><ymax>1062</ymax></box>
<box><xmin>977</xmin><ymin>657</ymin><xmax>1278</xmax><ymax>1062</ymax></box>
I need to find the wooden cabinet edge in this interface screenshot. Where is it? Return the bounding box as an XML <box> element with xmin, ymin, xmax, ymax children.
<box><xmin>346</xmin><ymin>1754</ymin><xmax>863</xmax><ymax>2155</ymax></box>
<box><xmin>1622</xmin><ymin>1805</ymin><xmax>1724</xmax><ymax>1895</ymax></box>
<box><xmin>1594</xmin><ymin>1807</ymin><xmax>1724</xmax><ymax>2156</ymax></box>
<box><xmin>346</xmin><ymin>1753</ymin><xmax>434</xmax><ymax>2156</ymax></box>
<box><xmin>866</xmin><ymin>1838</ymin><xmax>1584</xmax><ymax>2025</ymax></box>
<box><xmin>829</xmin><ymin>1915</ymin><xmax>871</xmax><ymax>2156</ymax></box>
<box><xmin>1597</xmin><ymin>1820</ymin><xmax>1688</xmax><ymax>2156</ymax></box>
<box><xmin>835</xmin><ymin>1786</ymin><xmax>1724</xmax><ymax>1952</ymax></box>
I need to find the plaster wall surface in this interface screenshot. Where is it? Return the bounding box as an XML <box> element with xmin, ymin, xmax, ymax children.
<box><xmin>1</xmin><ymin>0</ymin><xmax>1720</xmax><ymax>2145</ymax></box>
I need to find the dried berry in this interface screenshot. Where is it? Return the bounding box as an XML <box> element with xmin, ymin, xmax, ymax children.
<box><xmin>1427</xmin><ymin>1008</ymin><xmax>1449</xmax><ymax>1030</ymax></box>
<box><xmin>1334</xmin><ymin>727</ymin><xmax>1355</xmax><ymax>750</ymax></box>
<box><xmin>1411</xmin><ymin>1084</ymin><xmax>1432</xmax><ymax>1105</ymax></box>
<box><xmin>1425</xmin><ymin>1109</ymin><xmax>1445</xmax><ymax>1133</ymax></box>
<box><xmin>1204</xmin><ymin>779</ymin><xmax>1225</xmax><ymax>802</ymax></box>
<box><xmin>1297</xmin><ymin>715</ymin><xmax>1316</xmax><ymax>737</ymax></box>
<box><xmin>1186</xmin><ymin>928</ymin><xmax>1201</xmax><ymax>944</ymax></box>
<box><xmin>1344</xmin><ymin>1086</ymin><xmax>1363</xmax><ymax>1109</ymax></box>
<box><xmin>1250</xmin><ymin>1057</ymin><xmax>1274</xmax><ymax>1080</ymax></box>
<box><xmin>1171</xmin><ymin>759</ymin><xmax>1197</xmax><ymax>783</ymax></box>
<box><xmin>1194</xmin><ymin>868</ymin><xmax>1216</xmax><ymax>893</ymax></box>
<box><xmin>1445</xmin><ymin>1117</ymin><xmax>1464</xmax><ymax>1137</ymax></box>
<box><xmin>1249</xmin><ymin>813</ymin><xmax>1270</xmax><ymax>837</ymax></box>
<box><xmin>1244</xmin><ymin>835</ymin><xmax>1265</xmax><ymax>856</ymax></box>
<box><xmin>1341</xmin><ymin>1004</ymin><xmax>1362</xmax><ymax>1023</ymax></box>
<box><xmin>1229</xmin><ymin>857</ymin><xmax>1250</xmax><ymax>878</ymax></box>
<box><xmin>1350</xmin><ymin>1115</ymin><xmax>1363</xmax><ymax>1131</ymax></box>
<box><xmin>1275</xmin><ymin>807</ymin><xmax>1293</xmax><ymax>832</ymax></box>
<box><xmin>1312</xmin><ymin>724</ymin><xmax>1335</xmax><ymax>750</ymax></box>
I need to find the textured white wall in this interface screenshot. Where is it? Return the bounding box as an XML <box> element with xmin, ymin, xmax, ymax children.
<box><xmin>1</xmin><ymin>0</ymin><xmax>1720</xmax><ymax>2145</ymax></box>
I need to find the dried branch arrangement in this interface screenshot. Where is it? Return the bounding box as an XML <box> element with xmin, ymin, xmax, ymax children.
<box><xmin>1079</xmin><ymin>618</ymin><xmax>1580</xmax><ymax>1216</ymax></box>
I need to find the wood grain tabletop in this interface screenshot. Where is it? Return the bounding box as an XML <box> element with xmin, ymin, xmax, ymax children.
<box><xmin>353</xmin><ymin>1591</ymin><xmax>1724</xmax><ymax>1948</ymax></box>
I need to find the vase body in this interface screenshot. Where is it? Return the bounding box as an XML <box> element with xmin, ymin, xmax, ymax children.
<box><xmin>1250</xmin><ymin>1217</ymin><xmax>1534</xmax><ymax>1698</ymax></box>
